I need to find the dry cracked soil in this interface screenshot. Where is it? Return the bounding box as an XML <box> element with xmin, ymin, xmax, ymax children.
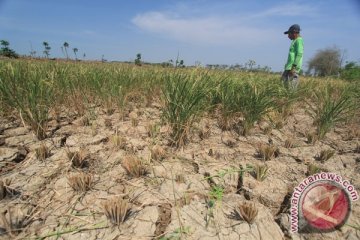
<box><xmin>0</xmin><ymin>102</ymin><xmax>359</xmax><ymax>240</ymax></box>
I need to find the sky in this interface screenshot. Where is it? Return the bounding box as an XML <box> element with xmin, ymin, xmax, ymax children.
<box><xmin>0</xmin><ymin>0</ymin><xmax>359</xmax><ymax>71</ymax></box>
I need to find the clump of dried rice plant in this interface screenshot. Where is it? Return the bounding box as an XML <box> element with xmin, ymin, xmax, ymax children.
<box><xmin>35</xmin><ymin>143</ymin><xmax>51</xmax><ymax>161</ymax></box>
<box><xmin>217</xmin><ymin>115</ymin><xmax>235</xmax><ymax>132</ymax></box>
<box><xmin>104</xmin><ymin>99</ymin><xmax>116</xmax><ymax>116</ymax></box>
<box><xmin>80</xmin><ymin>115</ymin><xmax>90</xmax><ymax>126</ymax></box>
<box><xmin>129</xmin><ymin>111</ymin><xmax>139</xmax><ymax>127</ymax></box>
<box><xmin>0</xmin><ymin>179</ymin><xmax>21</xmax><ymax>200</ymax></box>
<box><xmin>0</xmin><ymin>179</ymin><xmax>11</xmax><ymax>200</ymax></box>
<box><xmin>198</xmin><ymin>124</ymin><xmax>211</xmax><ymax>140</ymax></box>
<box><xmin>252</xmin><ymin>164</ymin><xmax>269</xmax><ymax>181</ymax></box>
<box><xmin>268</xmin><ymin>110</ymin><xmax>285</xmax><ymax>129</ymax></box>
<box><xmin>316</xmin><ymin>149</ymin><xmax>335</xmax><ymax>163</ymax></box>
<box><xmin>175</xmin><ymin>174</ymin><xmax>186</xmax><ymax>184</ymax></box>
<box><xmin>0</xmin><ymin>206</ymin><xmax>35</xmax><ymax>237</ymax></box>
<box><xmin>262</xmin><ymin>125</ymin><xmax>272</xmax><ymax>135</ymax></box>
<box><xmin>110</xmin><ymin>130</ymin><xmax>127</xmax><ymax>149</ymax></box>
<box><xmin>348</xmin><ymin>126</ymin><xmax>360</xmax><ymax>140</ymax></box>
<box><xmin>66</xmin><ymin>148</ymin><xmax>88</xmax><ymax>168</ymax></box>
<box><xmin>284</xmin><ymin>138</ymin><xmax>296</xmax><ymax>148</ymax></box>
<box><xmin>256</xmin><ymin>144</ymin><xmax>279</xmax><ymax>161</ymax></box>
<box><xmin>104</xmin><ymin>118</ymin><xmax>112</xmax><ymax>128</ymax></box>
<box><xmin>223</xmin><ymin>138</ymin><xmax>236</xmax><ymax>148</ymax></box>
<box><xmin>342</xmin><ymin>124</ymin><xmax>360</xmax><ymax>141</ymax></box>
<box><xmin>150</xmin><ymin>145</ymin><xmax>167</xmax><ymax>161</ymax></box>
<box><xmin>121</xmin><ymin>155</ymin><xmax>148</xmax><ymax>178</ymax></box>
<box><xmin>306</xmin><ymin>131</ymin><xmax>318</xmax><ymax>145</ymax></box>
<box><xmin>355</xmin><ymin>143</ymin><xmax>360</xmax><ymax>153</ymax></box>
<box><xmin>103</xmin><ymin>197</ymin><xmax>131</xmax><ymax>225</ymax></box>
<box><xmin>146</xmin><ymin>122</ymin><xmax>160</xmax><ymax>138</ymax></box>
<box><xmin>67</xmin><ymin>173</ymin><xmax>93</xmax><ymax>192</ymax></box>
<box><xmin>235</xmin><ymin>201</ymin><xmax>258</xmax><ymax>224</ymax></box>
<box><xmin>91</xmin><ymin>121</ymin><xmax>98</xmax><ymax>136</ymax></box>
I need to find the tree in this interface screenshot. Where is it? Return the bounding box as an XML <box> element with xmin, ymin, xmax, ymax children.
<box><xmin>0</xmin><ymin>40</ymin><xmax>18</xmax><ymax>58</ymax></box>
<box><xmin>340</xmin><ymin>61</ymin><xmax>360</xmax><ymax>82</ymax></box>
<box><xmin>135</xmin><ymin>53</ymin><xmax>142</xmax><ymax>66</ymax></box>
<box><xmin>178</xmin><ymin>60</ymin><xmax>185</xmax><ymax>68</ymax></box>
<box><xmin>245</xmin><ymin>59</ymin><xmax>256</xmax><ymax>71</ymax></box>
<box><xmin>63</xmin><ymin>42</ymin><xmax>69</xmax><ymax>59</ymax></box>
<box><xmin>43</xmin><ymin>41</ymin><xmax>51</xmax><ymax>58</ymax></box>
<box><xmin>73</xmin><ymin>48</ymin><xmax>78</xmax><ymax>60</ymax></box>
<box><xmin>29</xmin><ymin>50</ymin><xmax>37</xmax><ymax>58</ymax></box>
<box><xmin>307</xmin><ymin>46</ymin><xmax>343</xmax><ymax>76</ymax></box>
<box><xmin>1</xmin><ymin>40</ymin><xmax>9</xmax><ymax>48</ymax></box>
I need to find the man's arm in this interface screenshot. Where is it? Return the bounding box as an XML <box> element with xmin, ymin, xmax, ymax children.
<box><xmin>293</xmin><ymin>38</ymin><xmax>304</xmax><ymax>69</ymax></box>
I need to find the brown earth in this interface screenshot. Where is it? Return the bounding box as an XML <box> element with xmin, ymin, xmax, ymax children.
<box><xmin>0</xmin><ymin>102</ymin><xmax>359</xmax><ymax>240</ymax></box>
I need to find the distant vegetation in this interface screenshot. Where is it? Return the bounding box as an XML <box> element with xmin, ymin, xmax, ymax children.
<box><xmin>42</xmin><ymin>41</ymin><xmax>51</xmax><ymax>58</ymax></box>
<box><xmin>340</xmin><ymin>61</ymin><xmax>360</xmax><ymax>82</ymax></box>
<box><xmin>0</xmin><ymin>40</ymin><xmax>18</xmax><ymax>58</ymax></box>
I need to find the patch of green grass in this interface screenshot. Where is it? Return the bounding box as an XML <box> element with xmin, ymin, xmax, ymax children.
<box><xmin>0</xmin><ymin>62</ymin><xmax>55</xmax><ymax>139</ymax></box>
<box><xmin>308</xmin><ymin>85</ymin><xmax>355</xmax><ymax>139</ymax></box>
<box><xmin>209</xmin><ymin>185</ymin><xmax>225</xmax><ymax>202</ymax></box>
<box><xmin>236</xmin><ymin>81</ymin><xmax>276</xmax><ymax>135</ymax></box>
<box><xmin>161</xmin><ymin>70</ymin><xmax>213</xmax><ymax>147</ymax></box>
<box><xmin>159</xmin><ymin>226</ymin><xmax>191</xmax><ymax>240</ymax></box>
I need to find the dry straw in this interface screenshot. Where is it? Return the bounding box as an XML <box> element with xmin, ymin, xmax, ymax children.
<box><xmin>284</xmin><ymin>138</ymin><xmax>296</xmax><ymax>148</ymax></box>
<box><xmin>150</xmin><ymin>145</ymin><xmax>167</xmax><ymax>161</ymax></box>
<box><xmin>0</xmin><ymin>206</ymin><xmax>35</xmax><ymax>237</ymax></box>
<box><xmin>236</xmin><ymin>201</ymin><xmax>258</xmax><ymax>224</ymax></box>
<box><xmin>35</xmin><ymin>143</ymin><xmax>51</xmax><ymax>161</ymax></box>
<box><xmin>0</xmin><ymin>179</ymin><xmax>11</xmax><ymax>200</ymax></box>
<box><xmin>66</xmin><ymin>148</ymin><xmax>88</xmax><ymax>168</ymax></box>
<box><xmin>306</xmin><ymin>131</ymin><xmax>318</xmax><ymax>145</ymax></box>
<box><xmin>257</xmin><ymin>144</ymin><xmax>279</xmax><ymax>161</ymax></box>
<box><xmin>103</xmin><ymin>197</ymin><xmax>130</xmax><ymax>225</ymax></box>
<box><xmin>110</xmin><ymin>130</ymin><xmax>127</xmax><ymax>149</ymax></box>
<box><xmin>317</xmin><ymin>149</ymin><xmax>335</xmax><ymax>162</ymax></box>
<box><xmin>253</xmin><ymin>164</ymin><xmax>269</xmax><ymax>181</ymax></box>
<box><xmin>121</xmin><ymin>155</ymin><xmax>148</xmax><ymax>178</ymax></box>
<box><xmin>67</xmin><ymin>173</ymin><xmax>93</xmax><ymax>192</ymax></box>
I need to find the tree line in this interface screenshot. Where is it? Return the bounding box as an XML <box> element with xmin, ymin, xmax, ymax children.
<box><xmin>0</xmin><ymin>40</ymin><xmax>82</xmax><ymax>60</ymax></box>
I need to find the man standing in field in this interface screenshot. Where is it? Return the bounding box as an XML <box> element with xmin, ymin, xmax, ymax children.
<box><xmin>282</xmin><ymin>24</ymin><xmax>304</xmax><ymax>89</ymax></box>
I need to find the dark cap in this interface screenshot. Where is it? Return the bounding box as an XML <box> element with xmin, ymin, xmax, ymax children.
<box><xmin>284</xmin><ymin>24</ymin><xmax>301</xmax><ymax>34</ymax></box>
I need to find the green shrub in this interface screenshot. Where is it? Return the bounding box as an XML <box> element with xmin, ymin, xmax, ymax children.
<box><xmin>341</xmin><ymin>62</ymin><xmax>360</xmax><ymax>82</ymax></box>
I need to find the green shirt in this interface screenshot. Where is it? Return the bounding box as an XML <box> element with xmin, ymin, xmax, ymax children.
<box><xmin>285</xmin><ymin>37</ymin><xmax>304</xmax><ymax>73</ymax></box>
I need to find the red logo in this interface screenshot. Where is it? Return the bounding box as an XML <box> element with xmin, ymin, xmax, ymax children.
<box><xmin>300</xmin><ymin>181</ymin><xmax>351</xmax><ymax>231</ymax></box>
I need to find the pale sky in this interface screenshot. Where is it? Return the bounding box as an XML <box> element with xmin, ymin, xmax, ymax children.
<box><xmin>1</xmin><ymin>0</ymin><xmax>359</xmax><ymax>71</ymax></box>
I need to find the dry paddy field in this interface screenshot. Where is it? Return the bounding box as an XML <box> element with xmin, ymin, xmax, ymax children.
<box><xmin>0</xmin><ymin>59</ymin><xmax>359</xmax><ymax>240</ymax></box>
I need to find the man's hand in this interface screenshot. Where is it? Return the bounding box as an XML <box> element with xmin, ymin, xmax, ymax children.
<box><xmin>290</xmin><ymin>65</ymin><xmax>297</xmax><ymax>75</ymax></box>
